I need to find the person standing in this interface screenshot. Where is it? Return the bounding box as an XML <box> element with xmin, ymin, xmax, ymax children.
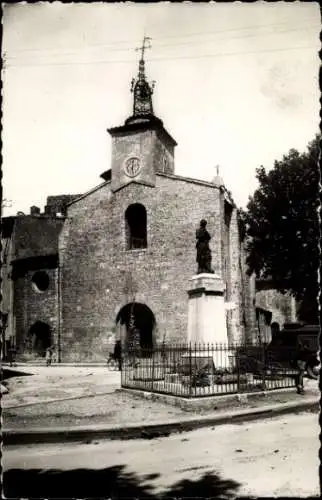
<box><xmin>51</xmin><ymin>345</ymin><xmax>57</xmax><ymax>363</ymax></box>
<box><xmin>8</xmin><ymin>344</ymin><xmax>16</xmax><ymax>367</ymax></box>
<box><xmin>114</xmin><ymin>340</ymin><xmax>122</xmax><ymax>371</ymax></box>
<box><xmin>45</xmin><ymin>346</ymin><xmax>53</xmax><ymax>367</ymax></box>
<box><xmin>270</xmin><ymin>322</ymin><xmax>280</xmax><ymax>345</ymax></box>
<box><xmin>295</xmin><ymin>340</ymin><xmax>310</xmax><ymax>394</ymax></box>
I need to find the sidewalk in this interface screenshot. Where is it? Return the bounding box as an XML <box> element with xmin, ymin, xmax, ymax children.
<box><xmin>2</xmin><ymin>365</ymin><xmax>319</xmax><ymax>445</ymax></box>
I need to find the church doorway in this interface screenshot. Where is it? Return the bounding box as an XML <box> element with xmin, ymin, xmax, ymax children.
<box><xmin>116</xmin><ymin>302</ymin><xmax>155</xmax><ymax>351</ymax></box>
<box><xmin>27</xmin><ymin>321</ymin><xmax>52</xmax><ymax>357</ymax></box>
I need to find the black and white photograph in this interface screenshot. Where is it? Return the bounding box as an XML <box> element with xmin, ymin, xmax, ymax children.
<box><xmin>1</xmin><ymin>2</ymin><xmax>320</xmax><ymax>498</ymax></box>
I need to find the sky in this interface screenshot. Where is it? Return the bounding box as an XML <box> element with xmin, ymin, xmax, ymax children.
<box><xmin>2</xmin><ymin>2</ymin><xmax>320</xmax><ymax>216</ymax></box>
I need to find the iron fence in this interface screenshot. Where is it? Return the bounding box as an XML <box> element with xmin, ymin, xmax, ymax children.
<box><xmin>121</xmin><ymin>343</ymin><xmax>297</xmax><ymax>397</ymax></box>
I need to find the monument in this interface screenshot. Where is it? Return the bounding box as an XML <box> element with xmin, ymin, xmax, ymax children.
<box><xmin>186</xmin><ymin>219</ymin><xmax>230</xmax><ymax>370</ymax></box>
<box><xmin>195</xmin><ymin>219</ymin><xmax>213</xmax><ymax>274</ymax></box>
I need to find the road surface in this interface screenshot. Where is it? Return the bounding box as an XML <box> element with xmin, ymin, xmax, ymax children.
<box><xmin>4</xmin><ymin>412</ymin><xmax>320</xmax><ymax>498</ymax></box>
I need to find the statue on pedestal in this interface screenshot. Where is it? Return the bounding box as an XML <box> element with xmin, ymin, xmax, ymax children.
<box><xmin>196</xmin><ymin>219</ymin><xmax>214</xmax><ymax>274</ymax></box>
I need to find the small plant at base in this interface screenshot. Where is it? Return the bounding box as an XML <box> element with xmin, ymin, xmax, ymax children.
<box><xmin>191</xmin><ymin>366</ymin><xmax>211</xmax><ymax>387</ymax></box>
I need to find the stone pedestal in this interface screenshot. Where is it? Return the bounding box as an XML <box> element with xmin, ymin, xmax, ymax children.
<box><xmin>187</xmin><ymin>274</ymin><xmax>228</xmax><ymax>344</ymax></box>
<box><xmin>187</xmin><ymin>273</ymin><xmax>230</xmax><ymax>370</ymax></box>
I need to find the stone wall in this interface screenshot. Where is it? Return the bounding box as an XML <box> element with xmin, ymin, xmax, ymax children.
<box><xmin>14</xmin><ymin>216</ymin><xmax>64</xmax><ymax>260</ymax></box>
<box><xmin>2</xmin><ymin>215</ymin><xmax>63</xmax><ymax>357</ymax></box>
<box><xmin>225</xmin><ymin>201</ymin><xmax>244</xmax><ymax>343</ymax></box>
<box><xmin>59</xmin><ymin>173</ymin><xmax>232</xmax><ymax>361</ymax></box>
<box><xmin>153</xmin><ymin>131</ymin><xmax>175</xmax><ymax>175</ymax></box>
<box><xmin>1</xmin><ymin>235</ymin><xmax>15</xmax><ymax>344</ymax></box>
<box><xmin>110</xmin><ymin>130</ymin><xmax>157</xmax><ymax>192</ymax></box>
<box><xmin>45</xmin><ymin>194</ymin><xmax>82</xmax><ymax>215</ymax></box>
<box><xmin>255</xmin><ymin>287</ymin><xmax>297</xmax><ymax>329</ymax></box>
<box><xmin>241</xmin><ymin>273</ymin><xmax>298</xmax><ymax>344</ymax></box>
<box><xmin>13</xmin><ymin>267</ymin><xmax>59</xmax><ymax>357</ymax></box>
<box><xmin>238</xmin><ymin>243</ymin><xmax>258</xmax><ymax>344</ymax></box>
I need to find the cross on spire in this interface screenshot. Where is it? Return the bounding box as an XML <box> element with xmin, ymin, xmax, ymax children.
<box><xmin>128</xmin><ymin>35</ymin><xmax>155</xmax><ymax>121</ymax></box>
<box><xmin>135</xmin><ymin>36</ymin><xmax>152</xmax><ymax>62</ymax></box>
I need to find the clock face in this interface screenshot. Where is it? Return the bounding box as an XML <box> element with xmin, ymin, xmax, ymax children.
<box><xmin>124</xmin><ymin>157</ymin><xmax>142</xmax><ymax>178</ymax></box>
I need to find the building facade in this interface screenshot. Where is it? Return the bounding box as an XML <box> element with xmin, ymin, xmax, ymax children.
<box><xmin>1</xmin><ymin>53</ymin><xmax>297</xmax><ymax>362</ymax></box>
<box><xmin>1</xmin><ymin>196</ymin><xmax>80</xmax><ymax>361</ymax></box>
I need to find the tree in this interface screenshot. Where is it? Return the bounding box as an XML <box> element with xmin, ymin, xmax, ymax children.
<box><xmin>242</xmin><ymin>136</ymin><xmax>320</xmax><ymax>324</ymax></box>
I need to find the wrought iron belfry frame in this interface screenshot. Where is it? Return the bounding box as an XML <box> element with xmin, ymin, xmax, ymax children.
<box><xmin>130</xmin><ymin>36</ymin><xmax>155</xmax><ymax>118</ymax></box>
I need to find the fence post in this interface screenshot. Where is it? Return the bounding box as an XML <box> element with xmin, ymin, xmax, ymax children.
<box><xmin>262</xmin><ymin>343</ymin><xmax>266</xmax><ymax>390</ymax></box>
<box><xmin>189</xmin><ymin>343</ymin><xmax>192</xmax><ymax>397</ymax></box>
<box><xmin>236</xmin><ymin>344</ymin><xmax>240</xmax><ymax>392</ymax></box>
<box><xmin>151</xmin><ymin>347</ymin><xmax>154</xmax><ymax>392</ymax></box>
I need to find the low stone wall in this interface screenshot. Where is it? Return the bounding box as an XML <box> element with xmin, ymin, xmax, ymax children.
<box><xmin>119</xmin><ymin>386</ymin><xmax>297</xmax><ymax>412</ymax></box>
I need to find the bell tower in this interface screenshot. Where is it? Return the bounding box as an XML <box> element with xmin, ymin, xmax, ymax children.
<box><xmin>128</xmin><ymin>36</ymin><xmax>155</xmax><ymax>122</ymax></box>
<box><xmin>107</xmin><ymin>37</ymin><xmax>177</xmax><ymax>193</ymax></box>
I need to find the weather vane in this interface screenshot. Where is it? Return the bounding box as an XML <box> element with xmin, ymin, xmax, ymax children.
<box><xmin>131</xmin><ymin>35</ymin><xmax>155</xmax><ymax>94</ymax></box>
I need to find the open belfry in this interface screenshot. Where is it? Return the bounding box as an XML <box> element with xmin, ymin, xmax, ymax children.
<box><xmin>2</xmin><ymin>38</ymin><xmax>297</xmax><ymax>362</ymax></box>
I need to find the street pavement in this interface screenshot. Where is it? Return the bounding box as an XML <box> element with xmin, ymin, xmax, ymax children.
<box><xmin>4</xmin><ymin>411</ymin><xmax>320</xmax><ymax>498</ymax></box>
<box><xmin>2</xmin><ymin>365</ymin><xmax>121</xmax><ymax>408</ymax></box>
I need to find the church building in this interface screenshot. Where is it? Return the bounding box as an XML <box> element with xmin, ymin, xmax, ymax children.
<box><xmin>2</xmin><ymin>44</ymin><xmax>297</xmax><ymax>362</ymax></box>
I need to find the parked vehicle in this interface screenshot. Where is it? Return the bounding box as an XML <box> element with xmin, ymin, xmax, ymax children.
<box><xmin>236</xmin><ymin>323</ymin><xmax>320</xmax><ymax>379</ymax></box>
<box><xmin>266</xmin><ymin>323</ymin><xmax>320</xmax><ymax>379</ymax></box>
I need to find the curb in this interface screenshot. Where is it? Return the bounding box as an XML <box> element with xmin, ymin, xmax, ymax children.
<box><xmin>3</xmin><ymin>397</ymin><xmax>319</xmax><ymax>446</ymax></box>
<box><xmin>2</xmin><ymin>363</ymin><xmax>112</xmax><ymax>368</ymax></box>
<box><xmin>119</xmin><ymin>385</ymin><xmax>298</xmax><ymax>411</ymax></box>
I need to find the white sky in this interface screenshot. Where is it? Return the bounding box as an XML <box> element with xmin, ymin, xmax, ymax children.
<box><xmin>2</xmin><ymin>2</ymin><xmax>320</xmax><ymax>216</ymax></box>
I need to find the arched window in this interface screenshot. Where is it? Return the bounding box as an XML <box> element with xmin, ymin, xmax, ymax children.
<box><xmin>125</xmin><ymin>204</ymin><xmax>147</xmax><ymax>250</ymax></box>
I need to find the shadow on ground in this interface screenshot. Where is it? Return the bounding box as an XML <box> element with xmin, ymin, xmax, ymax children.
<box><xmin>4</xmin><ymin>466</ymin><xmax>241</xmax><ymax>499</ymax></box>
<box><xmin>2</xmin><ymin>368</ymin><xmax>34</xmax><ymax>380</ymax></box>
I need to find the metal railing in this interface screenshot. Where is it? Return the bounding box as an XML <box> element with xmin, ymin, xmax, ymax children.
<box><xmin>121</xmin><ymin>343</ymin><xmax>297</xmax><ymax>397</ymax></box>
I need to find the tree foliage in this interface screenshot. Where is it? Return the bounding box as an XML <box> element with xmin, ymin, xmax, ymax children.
<box><xmin>242</xmin><ymin>136</ymin><xmax>320</xmax><ymax>323</ymax></box>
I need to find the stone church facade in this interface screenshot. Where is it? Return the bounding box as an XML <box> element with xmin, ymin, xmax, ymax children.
<box><xmin>2</xmin><ymin>53</ymin><xmax>297</xmax><ymax>362</ymax></box>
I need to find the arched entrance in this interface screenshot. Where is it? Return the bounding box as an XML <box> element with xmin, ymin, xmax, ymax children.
<box><xmin>116</xmin><ymin>302</ymin><xmax>155</xmax><ymax>351</ymax></box>
<box><xmin>27</xmin><ymin>321</ymin><xmax>52</xmax><ymax>357</ymax></box>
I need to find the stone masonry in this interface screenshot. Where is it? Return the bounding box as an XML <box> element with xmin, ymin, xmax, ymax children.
<box><xmin>59</xmin><ymin>172</ymin><xmax>238</xmax><ymax>361</ymax></box>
